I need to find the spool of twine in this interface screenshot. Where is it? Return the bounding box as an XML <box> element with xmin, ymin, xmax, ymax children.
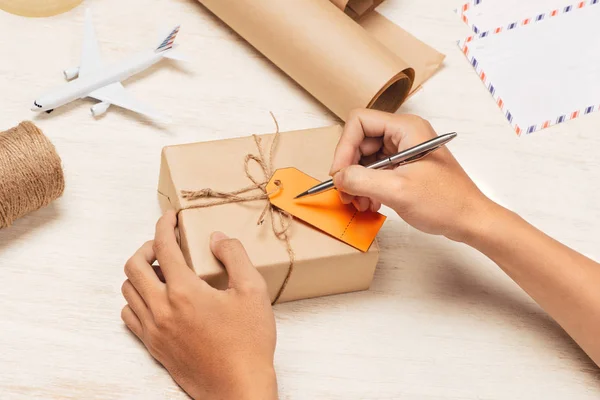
<box><xmin>0</xmin><ymin>0</ymin><xmax>82</xmax><ymax>18</ymax></box>
<box><xmin>0</xmin><ymin>122</ymin><xmax>65</xmax><ymax>229</ymax></box>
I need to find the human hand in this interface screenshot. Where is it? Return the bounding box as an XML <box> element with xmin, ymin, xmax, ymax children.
<box><xmin>121</xmin><ymin>211</ymin><xmax>278</xmax><ymax>400</ymax></box>
<box><xmin>330</xmin><ymin>109</ymin><xmax>494</xmax><ymax>243</ymax></box>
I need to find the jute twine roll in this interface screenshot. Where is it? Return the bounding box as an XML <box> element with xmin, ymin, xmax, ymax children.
<box><xmin>0</xmin><ymin>122</ymin><xmax>65</xmax><ymax>229</ymax></box>
<box><xmin>0</xmin><ymin>0</ymin><xmax>82</xmax><ymax>18</ymax></box>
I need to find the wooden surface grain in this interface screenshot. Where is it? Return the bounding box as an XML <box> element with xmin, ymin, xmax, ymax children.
<box><xmin>1</xmin><ymin>0</ymin><xmax>599</xmax><ymax>398</ymax></box>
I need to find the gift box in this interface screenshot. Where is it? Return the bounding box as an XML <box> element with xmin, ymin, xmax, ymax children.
<box><xmin>157</xmin><ymin>125</ymin><xmax>380</xmax><ymax>303</ymax></box>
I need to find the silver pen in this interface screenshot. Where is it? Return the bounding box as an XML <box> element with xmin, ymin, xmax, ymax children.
<box><xmin>294</xmin><ymin>132</ymin><xmax>458</xmax><ymax>199</ymax></box>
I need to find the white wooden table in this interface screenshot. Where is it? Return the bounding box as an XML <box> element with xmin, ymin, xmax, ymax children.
<box><xmin>1</xmin><ymin>0</ymin><xmax>599</xmax><ymax>398</ymax></box>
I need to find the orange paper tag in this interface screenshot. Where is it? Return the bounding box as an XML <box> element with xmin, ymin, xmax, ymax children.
<box><xmin>267</xmin><ymin>168</ymin><xmax>386</xmax><ymax>252</ymax></box>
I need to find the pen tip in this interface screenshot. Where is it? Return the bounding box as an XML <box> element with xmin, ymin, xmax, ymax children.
<box><xmin>294</xmin><ymin>191</ymin><xmax>308</xmax><ymax>199</ymax></box>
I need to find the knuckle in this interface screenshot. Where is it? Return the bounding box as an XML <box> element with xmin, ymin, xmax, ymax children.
<box><xmin>238</xmin><ymin>276</ymin><xmax>268</xmax><ymax>296</ymax></box>
<box><xmin>239</xmin><ymin>282</ymin><xmax>266</xmax><ymax>298</ymax></box>
<box><xmin>121</xmin><ymin>280</ymin><xmax>130</xmax><ymax>296</ymax></box>
<box><xmin>124</xmin><ymin>258</ymin><xmax>137</xmax><ymax>278</ymax></box>
<box><xmin>404</xmin><ymin>114</ymin><xmax>426</xmax><ymax>126</ymax></box>
<box><xmin>334</xmin><ymin>168</ymin><xmax>348</xmax><ymax>190</ymax></box>
<box><xmin>390</xmin><ymin>181</ymin><xmax>409</xmax><ymax>208</ymax></box>
<box><xmin>390</xmin><ymin>178</ymin><xmax>404</xmax><ymax>193</ymax></box>
<box><xmin>144</xmin><ymin>325</ymin><xmax>162</xmax><ymax>351</ymax></box>
<box><xmin>155</xmin><ymin>215</ymin><xmax>164</xmax><ymax>231</ymax></box>
<box><xmin>167</xmin><ymin>285</ymin><xmax>190</xmax><ymax>304</ymax></box>
<box><xmin>406</xmin><ymin>114</ymin><xmax>424</xmax><ymax>122</ymax></box>
<box><xmin>406</xmin><ymin>115</ymin><xmax>436</xmax><ymax>137</ymax></box>
<box><xmin>152</xmin><ymin>238</ymin><xmax>167</xmax><ymax>255</ymax></box>
<box><xmin>347</xmin><ymin>108</ymin><xmax>362</xmax><ymax>122</ymax></box>
<box><xmin>152</xmin><ymin>308</ymin><xmax>173</xmax><ymax>330</ymax></box>
<box><xmin>120</xmin><ymin>306</ymin><xmax>129</xmax><ymax>322</ymax></box>
<box><xmin>344</xmin><ymin>165</ymin><xmax>362</xmax><ymax>189</ymax></box>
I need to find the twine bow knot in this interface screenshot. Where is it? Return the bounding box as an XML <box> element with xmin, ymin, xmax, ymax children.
<box><xmin>180</xmin><ymin>114</ymin><xmax>295</xmax><ymax>304</ymax></box>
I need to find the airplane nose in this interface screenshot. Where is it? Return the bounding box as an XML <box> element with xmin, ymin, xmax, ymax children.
<box><xmin>31</xmin><ymin>100</ymin><xmax>43</xmax><ymax>112</ymax></box>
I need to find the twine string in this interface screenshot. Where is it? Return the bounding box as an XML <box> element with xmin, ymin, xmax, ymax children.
<box><xmin>0</xmin><ymin>122</ymin><xmax>64</xmax><ymax>229</ymax></box>
<box><xmin>181</xmin><ymin>113</ymin><xmax>295</xmax><ymax>304</ymax></box>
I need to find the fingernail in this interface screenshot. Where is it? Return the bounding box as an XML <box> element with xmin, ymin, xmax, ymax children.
<box><xmin>339</xmin><ymin>191</ymin><xmax>353</xmax><ymax>205</ymax></box>
<box><xmin>210</xmin><ymin>231</ymin><xmax>229</xmax><ymax>243</ymax></box>
<box><xmin>356</xmin><ymin>198</ymin><xmax>369</xmax><ymax>212</ymax></box>
<box><xmin>359</xmin><ymin>203</ymin><xmax>367</xmax><ymax>212</ymax></box>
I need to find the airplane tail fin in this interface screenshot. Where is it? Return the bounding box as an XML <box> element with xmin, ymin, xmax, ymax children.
<box><xmin>155</xmin><ymin>26</ymin><xmax>180</xmax><ymax>53</ymax></box>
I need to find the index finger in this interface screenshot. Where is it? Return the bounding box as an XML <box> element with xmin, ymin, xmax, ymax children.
<box><xmin>330</xmin><ymin>109</ymin><xmax>395</xmax><ymax>175</ymax></box>
<box><xmin>153</xmin><ymin>210</ymin><xmax>195</xmax><ymax>283</ymax></box>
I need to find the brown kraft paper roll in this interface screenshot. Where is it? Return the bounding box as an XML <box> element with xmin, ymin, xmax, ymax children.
<box><xmin>331</xmin><ymin>0</ymin><xmax>446</xmax><ymax>94</ymax></box>
<box><xmin>196</xmin><ymin>0</ymin><xmax>415</xmax><ymax>121</ymax></box>
<box><xmin>359</xmin><ymin>11</ymin><xmax>446</xmax><ymax>94</ymax></box>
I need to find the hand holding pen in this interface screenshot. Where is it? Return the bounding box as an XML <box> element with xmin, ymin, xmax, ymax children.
<box><xmin>295</xmin><ymin>132</ymin><xmax>457</xmax><ymax>199</ymax></box>
<box><xmin>324</xmin><ymin>110</ymin><xmax>489</xmax><ymax>243</ymax></box>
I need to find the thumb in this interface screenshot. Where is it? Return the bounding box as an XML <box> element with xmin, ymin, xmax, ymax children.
<box><xmin>333</xmin><ymin>165</ymin><xmax>400</xmax><ymax>207</ymax></box>
<box><xmin>210</xmin><ymin>232</ymin><xmax>263</xmax><ymax>289</ymax></box>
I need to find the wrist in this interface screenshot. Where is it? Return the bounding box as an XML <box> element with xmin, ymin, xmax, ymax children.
<box><xmin>187</xmin><ymin>364</ymin><xmax>277</xmax><ymax>400</ymax></box>
<box><xmin>244</xmin><ymin>365</ymin><xmax>278</xmax><ymax>400</ymax></box>
<box><xmin>225</xmin><ymin>364</ymin><xmax>278</xmax><ymax>400</ymax></box>
<box><xmin>453</xmin><ymin>196</ymin><xmax>506</xmax><ymax>247</ymax></box>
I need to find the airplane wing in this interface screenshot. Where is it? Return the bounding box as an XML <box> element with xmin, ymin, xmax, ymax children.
<box><xmin>79</xmin><ymin>9</ymin><xmax>104</xmax><ymax>77</ymax></box>
<box><xmin>89</xmin><ymin>82</ymin><xmax>168</xmax><ymax>121</ymax></box>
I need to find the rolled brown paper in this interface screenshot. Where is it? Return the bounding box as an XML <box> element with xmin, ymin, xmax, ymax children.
<box><xmin>196</xmin><ymin>0</ymin><xmax>415</xmax><ymax>121</ymax></box>
<box><xmin>358</xmin><ymin>11</ymin><xmax>446</xmax><ymax>94</ymax></box>
<box><xmin>0</xmin><ymin>0</ymin><xmax>82</xmax><ymax>17</ymax></box>
<box><xmin>331</xmin><ymin>0</ymin><xmax>446</xmax><ymax>94</ymax></box>
<box><xmin>0</xmin><ymin>122</ymin><xmax>65</xmax><ymax>229</ymax></box>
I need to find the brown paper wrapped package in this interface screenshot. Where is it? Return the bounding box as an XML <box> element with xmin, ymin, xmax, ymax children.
<box><xmin>194</xmin><ymin>0</ymin><xmax>444</xmax><ymax>120</ymax></box>
<box><xmin>158</xmin><ymin>126</ymin><xmax>380</xmax><ymax>303</ymax></box>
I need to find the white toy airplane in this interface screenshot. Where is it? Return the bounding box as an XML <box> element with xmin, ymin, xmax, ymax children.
<box><xmin>31</xmin><ymin>9</ymin><xmax>182</xmax><ymax>121</ymax></box>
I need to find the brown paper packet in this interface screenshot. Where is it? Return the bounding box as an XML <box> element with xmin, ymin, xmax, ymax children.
<box><xmin>158</xmin><ymin>125</ymin><xmax>380</xmax><ymax>303</ymax></box>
